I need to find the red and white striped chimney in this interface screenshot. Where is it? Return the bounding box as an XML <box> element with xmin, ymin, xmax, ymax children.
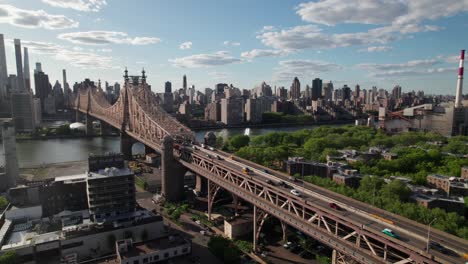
<box><xmin>455</xmin><ymin>49</ymin><xmax>465</xmax><ymax>108</ymax></box>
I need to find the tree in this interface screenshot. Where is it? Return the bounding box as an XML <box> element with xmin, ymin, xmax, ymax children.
<box><xmin>228</xmin><ymin>135</ymin><xmax>250</xmax><ymax>151</ymax></box>
<box><xmin>0</xmin><ymin>251</ymin><xmax>18</xmax><ymax>264</ymax></box>
<box><xmin>0</xmin><ymin>196</ymin><xmax>8</xmax><ymax>209</ymax></box>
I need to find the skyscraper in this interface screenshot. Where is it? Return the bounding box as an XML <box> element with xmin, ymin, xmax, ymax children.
<box><xmin>14</xmin><ymin>39</ymin><xmax>25</xmax><ymax>91</ymax></box>
<box><xmin>0</xmin><ymin>34</ymin><xmax>7</xmax><ymax>100</ymax></box>
<box><xmin>34</xmin><ymin>62</ymin><xmax>42</xmax><ymax>74</ymax></box>
<box><xmin>165</xmin><ymin>81</ymin><xmax>172</xmax><ymax>93</ymax></box>
<box><xmin>34</xmin><ymin>66</ymin><xmax>51</xmax><ymax>110</ymax></box>
<box><xmin>63</xmin><ymin>69</ymin><xmax>69</xmax><ymax>107</ymax></box>
<box><xmin>23</xmin><ymin>47</ymin><xmax>31</xmax><ymax>91</ymax></box>
<box><xmin>312</xmin><ymin>78</ymin><xmax>322</xmax><ymax>100</ymax></box>
<box><xmin>290</xmin><ymin>77</ymin><xmax>301</xmax><ymax>99</ymax></box>
<box><xmin>183</xmin><ymin>74</ymin><xmax>187</xmax><ymax>91</ymax></box>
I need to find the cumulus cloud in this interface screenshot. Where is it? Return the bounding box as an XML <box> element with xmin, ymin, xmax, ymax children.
<box><xmin>42</xmin><ymin>0</ymin><xmax>107</xmax><ymax>12</ymax></box>
<box><xmin>360</xmin><ymin>46</ymin><xmax>393</xmax><ymax>52</ymax></box>
<box><xmin>8</xmin><ymin>39</ymin><xmax>114</xmax><ymax>69</ymax></box>
<box><xmin>0</xmin><ymin>4</ymin><xmax>78</xmax><ymax>29</ymax></box>
<box><xmin>356</xmin><ymin>57</ymin><xmax>458</xmax><ymax>78</ymax></box>
<box><xmin>58</xmin><ymin>31</ymin><xmax>161</xmax><ymax>45</ymax></box>
<box><xmin>296</xmin><ymin>0</ymin><xmax>468</xmax><ymax>26</ymax></box>
<box><xmin>179</xmin><ymin>41</ymin><xmax>192</xmax><ymax>50</ymax></box>
<box><xmin>257</xmin><ymin>22</ymin><xmax>441</xmax><ymax>51</ymax></box>
<box><xmin>241</xmin><ymin>49</ymin><xmax>290</xmax><ymax>60</ymax></box>
<box><xmin>169</xmin><ymin>51</ymin><xmax>241</xmax><ymax>68</ymax></box>
<box><xmin>223</xmin><ymin>41</ymin><xmax>241</xmax><ymax>46</ymax></box>
<box><xmin>273</xmin><ymin>59</ymin><xmax>342</xmax><ymax>82</ymax></box>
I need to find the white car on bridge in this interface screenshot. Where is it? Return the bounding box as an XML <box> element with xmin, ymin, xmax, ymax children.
<box><xmin>290</xmin><ymin>189</ymin><xmax>301</xmax><ymax>196</ymax></box>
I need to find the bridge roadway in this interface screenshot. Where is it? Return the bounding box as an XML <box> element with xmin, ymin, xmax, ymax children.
<box><xmin>187</xmin><ymin>145</ymin><xmax>467</xmax><ymax>264</ymax></box>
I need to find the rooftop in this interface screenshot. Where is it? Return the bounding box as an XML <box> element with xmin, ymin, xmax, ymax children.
<box><xmin>118</xmin><ymin>234</ymin><xmax>190</xmax><ymax>259</ymax></box>
<box><xmin>88</xmin><ymin>167</ymin><xmax>133</xmax><ymax>179</ymax></box>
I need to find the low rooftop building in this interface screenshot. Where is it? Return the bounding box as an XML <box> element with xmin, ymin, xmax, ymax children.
<box><xmin>116</xmin><ymin>234</ymin><xmax>191</xmax><ymax>264</ymax></box>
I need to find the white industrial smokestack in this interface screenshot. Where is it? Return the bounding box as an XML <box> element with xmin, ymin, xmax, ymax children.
<box><xmin>455</xmin><ymin>49</ymin><xmax>465</xmax><ymax>108</ymax></box>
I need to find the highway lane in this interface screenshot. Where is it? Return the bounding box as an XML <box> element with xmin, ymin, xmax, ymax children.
<box><xmin>191</xmin><ymin>146</ymin><xmax>467</xmax><ymax>264</ymax></box>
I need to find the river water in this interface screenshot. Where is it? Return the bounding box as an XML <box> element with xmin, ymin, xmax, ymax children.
<box><xmin>0</xmin><ymin>124</ymin><xmax>330</xmax><ymax>167</ymax></box>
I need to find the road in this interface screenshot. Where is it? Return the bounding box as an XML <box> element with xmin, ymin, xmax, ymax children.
<box><xmin>191</xmin><ymin>145</ymin><xmax>467</xmax><ymax>264</ymax></box>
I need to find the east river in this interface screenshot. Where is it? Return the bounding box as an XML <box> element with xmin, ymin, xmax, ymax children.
<box><xmin>0</xmin><ymin>124</ymin><xmax>334</xmax><ymax>167</ymax></box>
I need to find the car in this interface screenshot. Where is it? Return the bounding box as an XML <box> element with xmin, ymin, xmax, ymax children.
<box><xmin>208</xmin><ymin>146</ymin><xmax>215</xmax><ymax>151</ymax></box>
<box><xmin>328</xmin><ymin>202</ymin><xmax>340</xmax><ymax>210</ymax></box>
<box><xmin>195</xmin><ymin>220</ymin><xmax>201</xmax><ymax>225</ymax></box>
<box><xmin>242</xmin><ymin>167</ymin><xmax>251</xmax><ymax>175</ymax></box>
<box><xmin>260</xmin><ymin>252</ymin><xmax>268</xmax><ymax>257</ymax></box>
<box><xmin>206</xmin><ymin>154</ymin><xmax>212</xmax><ymax>159</ymax></box>
<box><xmin>426</xmin><ymin>241</ymin><xmax>448</xmax><ymax>254</ymax></box>
<box><xmin>289</xmin><ymin>176</ymin><xmax>297</xmax><ymax>182</ymax></box>
<box><xmin>290</xmin><ymin>189</ymin><xmax>301</xmax><ymax>196</ymax></box>
<box><xmin>262</xmin><ymin>169</ymin><xmax>270</xmax><ymax>174</ymax></box>
<box><xmin>283</xmin><ymin>241</ymin><xmax>293</xmax><ymax>249</ymax></box>
<box><xmin>216</xmin><ymin>155</ymin><xmax>223</xmax><ymax>160</ymax></box>
<box><xmin>381</xmin><ymin>228</ymin><xmax>399</xmax><ymax>239</ymax></box>
<box><xmin>265</xmin><ymin>179</ymin><xmax>273</xmax><ymax>185</ymax></box>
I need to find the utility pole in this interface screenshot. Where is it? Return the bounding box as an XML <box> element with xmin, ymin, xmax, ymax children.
<box><xmin>426</xmin><ymin>218</ymin><xmax>437</xmax><ymax>253</ymax></box>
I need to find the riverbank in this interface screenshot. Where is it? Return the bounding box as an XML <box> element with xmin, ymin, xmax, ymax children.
<box><xmin>188</xmin><ymin>119</ymin><xmax>354</xmax><ymax>131</ymax></box>
<box><xmin>15</xmin><ymin>133</ymin><xmax>119</xmax><ymax>141</ymax></box>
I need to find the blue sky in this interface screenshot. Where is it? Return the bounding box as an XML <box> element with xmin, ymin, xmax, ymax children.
<box><xmin>0</xmin><ymin>0</ymin><xmax>467</xmax><ymax>95</ymax></box>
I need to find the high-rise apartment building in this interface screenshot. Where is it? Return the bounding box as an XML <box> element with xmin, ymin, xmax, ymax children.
<box><xmin>34</xmin><ymin>68</ymin><xmax>51</xmax><ymax>110</ymax></box>
<box><xmin>14</xmin><ymin>39</ymin><xmax>25</xmax><ymax>91</ymax></box>
<box><xmin>312</xmin><ymin>78</ymin><xmax>322</xmax><ymax>100</ymax></box>
<box><xmin>323</xmin><ymin>81</ymin><xmax>333</xmax><ymax>101</ymax></box>
<box><xmin>182</xmin><ymin>74</ymin><xmax>187</xmax><ymax>92</ymax></box>
<box><xmin>221</xmin><ymin>96</ymin><xmax>244</xmax><ymax>125</ymax></box>
<box><xmin>165</xmin><ymin>81</ymin><xmax>172</xmax><ymax>93</ymax></box>
<box><xmin>290</xmin><ymin>77</ymin><xmax>301</xmax><ymax>99</ymax></box>
<box><xmin>10</xmin><ymin>91</ymin><xmax>35</xmax><ymax>132</ymax></box>
<box><xmin>23</xmin><ymin>47</ymin><xmax>31</xmax><ymax>91</ymax></box>
<box><xmin>0</xmin><ymin>34</ymin><xmax>7</xmax><ymax>100</ymax></box>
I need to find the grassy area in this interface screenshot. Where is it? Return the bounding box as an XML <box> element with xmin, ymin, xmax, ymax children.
<box><xmin>134</xmin><ymin>176</ymin><xmax>148</xmax><ymax>190</ymax></box>
<box><xmin>190</xmin><ymin>212</ymin><xmax>213</xmax><ymax>227</ymax></box>
<box><xmin>162</xmin><ymin>202</ymin><xmax>189</xmax><ymax>222</ymax></box>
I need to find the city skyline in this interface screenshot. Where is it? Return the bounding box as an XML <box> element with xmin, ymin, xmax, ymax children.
<box><xmin>0</xmin><ymin>0</ymin><xmax>467</xmax><ymax>95</ymax></box>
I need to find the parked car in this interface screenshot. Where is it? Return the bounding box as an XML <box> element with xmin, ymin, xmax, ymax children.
<box><xmin>381</xmin><ymin>228</ymin><xmax>399</xmax><ymax>239</ymax></box>
<box><xmin>290</xmin><ymin>189</ymin><xmax>301</xmax><ymax>196</ymax></box>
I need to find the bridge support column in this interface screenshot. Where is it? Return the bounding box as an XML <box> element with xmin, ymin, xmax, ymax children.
<box><xmin>280</xmin><ymin>220</ymin><xmax>287</xmax><ymax>242</ymax></box>
<box><xmin>195</xmin><ymin>175</ymin><xmax>207</xmax><ymax>195</ymax></box>
<box><xmin>207</xmin><ymin>179</ymin><xmax>221</xmax><ymax>221</ymax></box>
<box><xmin>100</xmin><ymin>121</ymin><xmax>113</xmax><ymax>136</ymax></box>
<box><xmin>332</xmin><ymin>250</ymin><xmax>356</xmax><ymax>264</ymax></box>
<box><xmin>75</xmin><ymin>110</ymin><xmax>81</xmax><ymax>123</ymax></box>
<box><xmin>85</xmin><ymin>114</ymin><xmax>94</xmax><ymax>135</ymax></box>
<box><xmin>161</xmin><ymin>135</ymin><xmax>186</xmax><ymax>202</ymax></box>
<box><xmin>120</xmin><ymin>132</ymin><xmax>134</xmax><ymax>160</ymax></box>
<box><xmin>232</xmin><ymin>194</ymin><xmax>239</xmax><ymax>216</ymax></box>
<box><xmin>253</xmin><ymin>205</ymin><xmax>269</xmax><ymax>253</ymax></box>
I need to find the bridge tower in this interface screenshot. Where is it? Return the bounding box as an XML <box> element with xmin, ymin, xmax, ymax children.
<box><xmin>161</xmin><ymin>135</ymin><xmax>186</xmax><ymax>201</ymax></box>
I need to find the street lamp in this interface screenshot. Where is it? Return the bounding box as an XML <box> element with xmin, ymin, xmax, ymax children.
<box><xmin>426</xmin><ymin>218</ymin><xmax>437</xmax><ymax>253</ymax></box>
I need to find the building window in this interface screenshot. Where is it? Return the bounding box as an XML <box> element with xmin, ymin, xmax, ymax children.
<box><xmin>174</xmin><ymin>250</ymin><xmax>178</xmax><ymax>255</ymax></box>
<box><xmin>143</xmin><ymin>257</ymin><xmax>148</xmax><ymax>263</ymax></box>
<box><xmin>153</xmin><ymin>255</ymin><xmax>159</xmax><ymax>261</ymax></box>
<box><xmin>133</xmin><ymin>260</ymin><xmax>139</xmax><ymax>264</ymax></box>
<box><xmin>164</xmin><ymin>252</ymin><xmax>169</xmax><ymax>258</ymax></box>
<box><xmin>182</xmin><ymin>247</ymin><xmax>188</xmax><ymax>253</ymax></box>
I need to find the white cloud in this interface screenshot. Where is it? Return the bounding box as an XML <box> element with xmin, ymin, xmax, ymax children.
<box><xmin>257</xmin><ymin>23</ymin><xmax>440</xmax><ymax>51</ymax></box>
<box><xmin>169</xmin><ymin>51</ymin><xmax>241</xmax><ymax>68</ymax></box>
<box><xmin>241</xmin><ymin>49</ymin><xmax>290</xmax><ymax>60</ymax></box>
<box><xmin>261</xmin><ymin>25</ymin><xmax>276</xmax><ymax>32</ymax></box>
<box><xmin>296</xmin><ymin>0</ymin><xmax>468</xmax><ymax>26</ymax></box>
<box><xmin>208</xmin><ymin>71</ymin><xmax>230</xmax><ymax>80</ymax></box>
<box><xmin>223</xmin><ymin>41</ymin><xmax>241</xmax><ymax>46</ymax></box>
<box><xmin>356</xmin><ymin>57</ymin><xmax>457</xmax><ymax>78</ymax></box>
<box><xmin>360</xmin><ymin>46</ymin><xmax>393</xmax><ymax>52</ymax></box>
<box><xmin>273</xmin><ymin>59</ymin><xmax>342</xmax><ymax>82</ymax></box>
<box><xmin>58</xmin><ymin>31</ymin><xmax>161</xmax><ymax>45</ymax></box>
<box><xmin>0</xmin><ymin>4</ymin><xmax>78</xmax><ymax>29</ymax></box>
<box><xmin>42</xmin><ymin>0</ymin><xmax>107</xmax><ymax>12</ymax></box>
<box><xmin>99</xmin><ymin>48</ymin><xmax>112</xmax><ymax>52</ymax></box>
<box><xmin>179</xmin><ymin>41</ymin><xmax>192</xmax><ymax>50</ymax></box>
<box><xmin>7</xmin><ymin>39</ymin><xmax>114</xmax><ymax>69</ymax></box>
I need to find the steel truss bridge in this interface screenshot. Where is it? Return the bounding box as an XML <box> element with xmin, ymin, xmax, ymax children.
<box><xmin>72</xmin><ymin>73</ymin><xmax>467</xmax><ymax>264</ymax></box>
